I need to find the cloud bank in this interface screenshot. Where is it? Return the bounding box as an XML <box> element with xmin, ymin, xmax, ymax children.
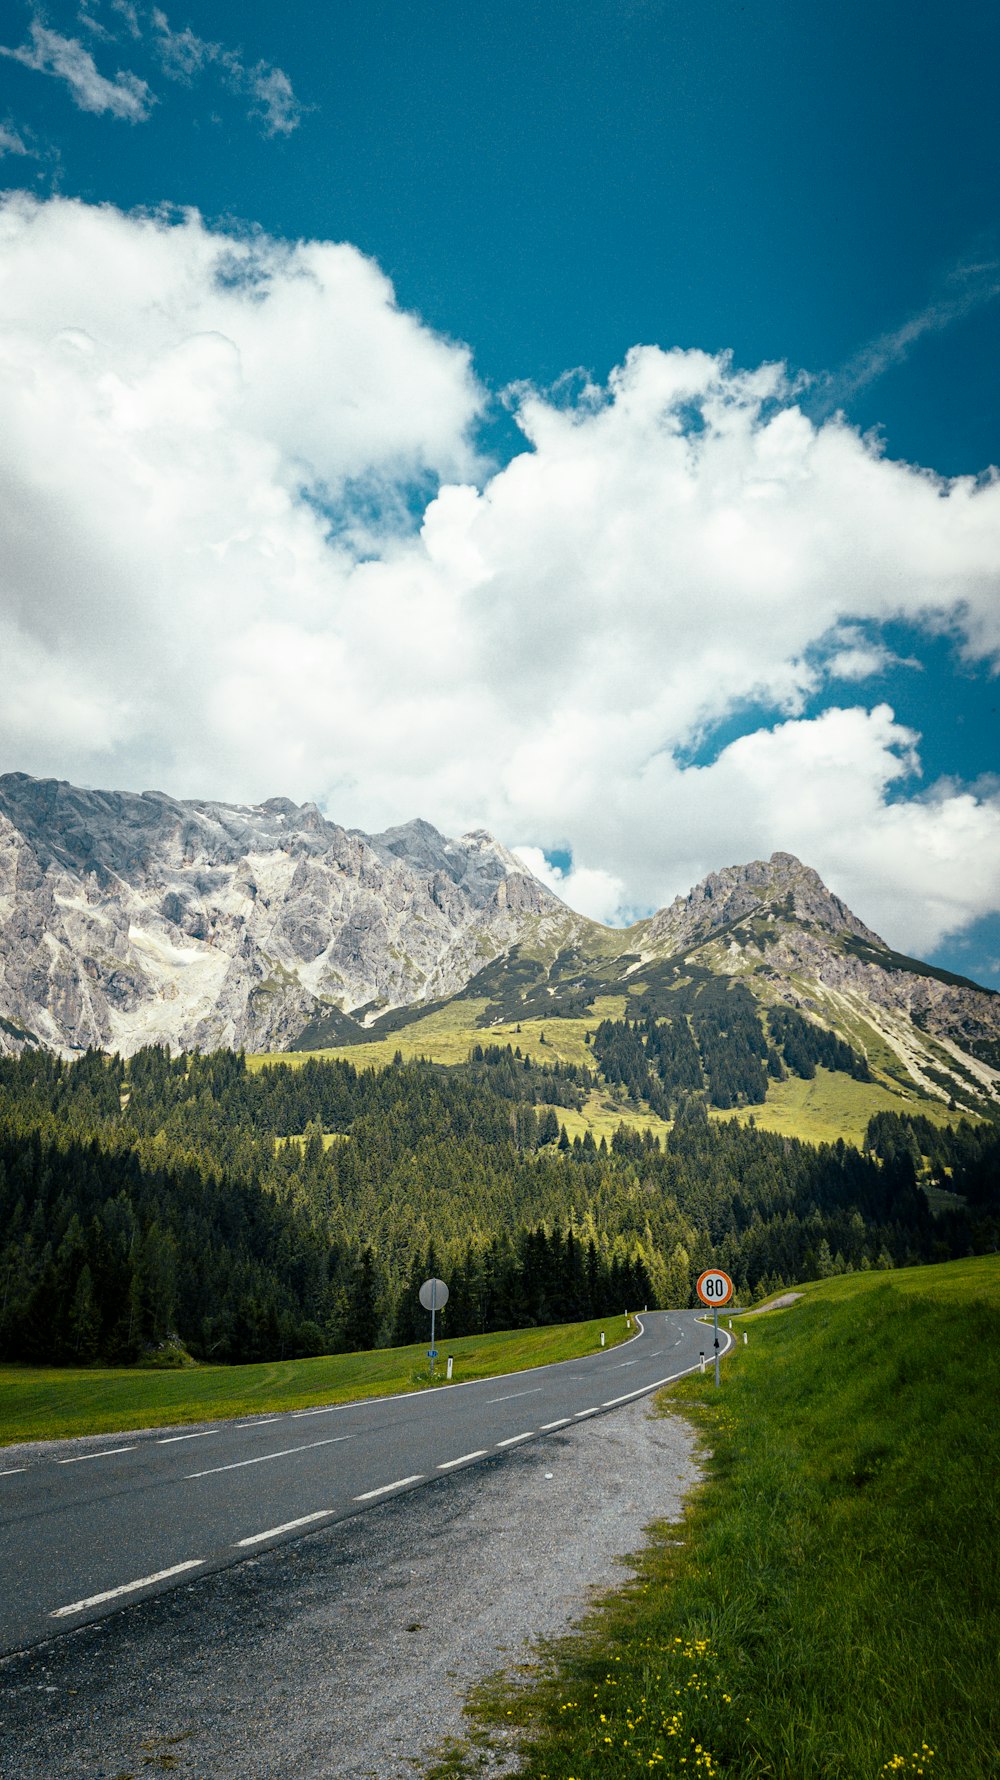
<box><xmin>1</xmin><ymin>194</ymin><xmax>999</xmax><ymax>958</ymax></box>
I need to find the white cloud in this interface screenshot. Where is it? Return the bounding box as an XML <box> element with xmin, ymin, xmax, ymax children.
<box><xmin>150</xmin><ymin>8</ymin><xmax>215</xmax><ymax>79</ymax></box>
<box><xmin>0</xmin><ymin>20</ymin><xmax>153</xmax><ymax>120</ymax></box>
<box><xmin>0</xmin><ymin>121</ymin><xmax>31</xmax><ymax>155</ymax></box>
<box><xmin>2</xmin><ymin>195</ymin><xmax>1000</xmax><ymax>961</ymax></box>
<box><xmin>150</xmin><ymin>7</ymin><xmax>306</xmax><ymax>135</ymax></box>
<box><xmin>823</xmin><ymin>251</ymin><xmax>1000</xmax><ymax>408</ymax></box>
<box><xmin>241</xmin><ymin>61</ymin><xmax>304</xmax><ymax>137</ymax></box>
<box><xmin>9</xmin><ymin>5</ymin><xmax>307</xmax><ymax>138</ymax></box>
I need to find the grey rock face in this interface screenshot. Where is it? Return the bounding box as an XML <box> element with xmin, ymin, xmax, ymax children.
<box><xmin>0</xmin><ymin>774</ymin><xmax>561</xmax><ymax>1057</ymax></box>
<box><xmin>646</xmin><ymin>850</ymin><xmax>883</xmax><ymax>953</ymax></box>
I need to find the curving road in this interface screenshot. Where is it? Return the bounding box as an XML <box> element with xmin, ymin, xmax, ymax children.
<box><xmin>0</xmin><ymin>1309</ymin><xmax>732</xmax><ymax>1656</ymax></box>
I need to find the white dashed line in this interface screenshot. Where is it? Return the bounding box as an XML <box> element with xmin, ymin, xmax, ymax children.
<box><xmin>187</xmin><ymin>1434</ymin><xmax>352</xmax><ymax>1478</ymax></box>
<box><xmin>50</xmin><ymin>1560</ymin><xmax>204</xmax><ymax>1618</ymax></box>
<box><xmin>57</xmin><ymin>1446</ymin><xmax>135</xmax><ymax>1465</ymax></box>
<box><xmin>496</xmin><ymin>1432</ymin><xmax>533</xmax><ymax>1447</ymax></box>
<box><xmin>540</xmin><ymin>1418</ymin><xmax>571</xmax><ymax>1430</ymax></box>
<box><xmin>235</xmin><ymin>1511</ymin><xmax>333</xmax><ymax>1547</ymax></box>
<box><xmin>574</xmin><ymin>1407</ymin><xmax>601</xmax><ymax>1418</ymax></box>
<box><xmin>292</xmin><ymin>1404</ymin><xmax>344</xmax><ymax>1418</ymax></box>
<box><xmin>485</xmin><ymin>1387</ymin><xmax>542</xmax><ymax>1403</ymax></box>
<box><xmin>0</xmin><ymin>1468</ymin><xmax>26</xmax><ymax>1477</ymax></box>
<box><xmin>157</xmin><ymin>1430</ymin><xmax>218</xmax><ymax>1444</ymax></box>
<box><xmin>235</xmin><ymin>1418</ymin><xmax>281</xmax><ymax>1428</ymax></box>
<box><xmin>437</xmin><ymin>1450</ymin><xmax>488</xmax><ymax>1470</ymax></box>
<box><xmin>354</xmin><ymin>1475</ymin><xmax>423</xmax><ymax>1500</ymax></box>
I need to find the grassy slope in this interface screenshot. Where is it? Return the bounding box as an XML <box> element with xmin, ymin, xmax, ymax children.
<box><xmin>432</xmin><ymin>1256</ymin><xmax>999</xmax><ymax>1780</ymax></box>
<box><xmin>708</xmin><ymin>1067</ymin><xmax>961</xmax><ymax>1149</ymax></box>
<box><xmin>254</xmin><ymin>997</ymin><xmax>964</xmax><ymax>1149</ymax></box>
<box><xmin>0</xmin><ymin>1314</ymin><xmax>630</xmax><ymax>1447</ymax></box>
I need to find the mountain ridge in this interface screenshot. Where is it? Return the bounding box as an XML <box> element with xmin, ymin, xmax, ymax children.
<box><xmin>0</xmin><ymin>772</ymin><xmax>998</xmax><ymax>1115</ymax></box>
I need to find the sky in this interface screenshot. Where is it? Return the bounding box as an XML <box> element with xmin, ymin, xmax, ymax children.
<box><xmin>1</xmin><ymin>0</ymin><xmax>999</xmax><ymax>985</ymax></box>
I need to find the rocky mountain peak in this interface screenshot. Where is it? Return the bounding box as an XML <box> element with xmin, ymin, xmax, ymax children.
<box><xmin>646</xmin><ymin>850</ymin><xmax>884</xmax><ymax>955</ymax></box>
<box><xmin>0</xmin><ymin>773</ymin><xmax>560</xmax><ymax>1056</ymax></box>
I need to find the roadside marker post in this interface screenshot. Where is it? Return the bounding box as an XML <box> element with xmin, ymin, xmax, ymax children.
<box><xmin>418</xmin><ymin>1278</ymin><xmax>449</xmax><ymax>1381</ymax></box>
<box><xmin>695</xmin><ymin>1268</ymin><xmax>734</xmax><ymax>1387</ymax></box>
<box><xmin>446</xmin><ymin>1355</ymin><xmax>453</xmax><ymax>1380</ymax></box>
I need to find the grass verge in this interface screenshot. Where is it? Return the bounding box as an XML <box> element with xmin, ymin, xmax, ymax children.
<box><xmin>430</xmin><ymin>1256</ymin><xmax>999</xmax><ymax>1780</ymax></box>
<box><xmin>0</xmin><ymin>1314</ymin><xmax>630</xmax><ymax>1447</ymax></box>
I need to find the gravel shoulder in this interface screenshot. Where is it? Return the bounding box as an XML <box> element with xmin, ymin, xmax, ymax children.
<box><xmin>0</xmin><ymin>1396</ymin><xmax>700</xmax><ymax>1780</ymax></box>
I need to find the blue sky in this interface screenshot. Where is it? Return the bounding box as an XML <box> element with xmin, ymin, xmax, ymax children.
<box><xmin>1</xmin><ymin>0</ymin><xmax>999</xmax><ymax>983</ymax></box>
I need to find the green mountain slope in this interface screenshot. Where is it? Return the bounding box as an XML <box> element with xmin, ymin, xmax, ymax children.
<box><xmin>285</xmin><ymin>852</ymin><xmax>1000</xmax><ymax>1131</ymax></box>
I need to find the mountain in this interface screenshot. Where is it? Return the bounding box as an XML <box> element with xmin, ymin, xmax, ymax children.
<box><xmin>1</xmin><ymin>773</ymin><xmax>998</xmax><ymax>1115</ymax></box>
<box><xmin>0</xmin><ymin>774</ymin><xmax>562</xmax><ymax>1056</ymax></box>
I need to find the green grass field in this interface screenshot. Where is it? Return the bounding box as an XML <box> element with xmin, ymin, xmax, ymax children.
<box><xmin>252</xmin><ymin>1000</ymin><xmax>619</xmax><ymax>1073</ymax></box>
<box><xmin>0</xmin><ymin>1314</ymin><xmax>631</xmax><ymax>1447</ymax></box>
<box><xmin>431</xmin><ymin>1255</ymin><xmax>1000</xmax><ymax>1780</ymax></box>
<box><xmin>709</xmin><ymin>1066</ymin><xmax>961</xmax><ymax>1149</ymax></box>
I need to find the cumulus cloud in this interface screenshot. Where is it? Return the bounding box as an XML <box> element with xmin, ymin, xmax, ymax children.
<box><xmin>2</xmin><ymin>194</ymin><xmax>1000</xmax><ymax>960</ymax></box>
<box><xmin>0</xmin><ymin>19</ymin><xmax>153</xmax><ymax>119</ymax></box>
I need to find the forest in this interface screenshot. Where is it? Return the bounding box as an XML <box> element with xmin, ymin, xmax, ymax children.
<box><xmin>592</xmin><ymin>989</ymin><xmax>871</xmax><ymax>1115</ymax></box>
<box><xmin>0</xmin><ymin>1043</ymin><xmax>996</xmax><ymax>1368</ymax></box>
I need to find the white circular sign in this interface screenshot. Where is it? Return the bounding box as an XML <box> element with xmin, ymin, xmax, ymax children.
<box><xmin>419</xmin><ymin>1277</ymin><xmax>449</xmax><ymax>1311</ymax></box>
<box><xmin>696</xmin><ymin>1268</ymin><xmax>734</xmax><ymax>1307</ymax></box>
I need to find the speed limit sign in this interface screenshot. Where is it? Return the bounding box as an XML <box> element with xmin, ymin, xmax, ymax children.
<box><xmin>696</xmin><ymin>1268</ymin><xmax>734</xmax><ymax>1307</ymax></box>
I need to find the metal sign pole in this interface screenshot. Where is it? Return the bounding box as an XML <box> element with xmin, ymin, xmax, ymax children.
<box><xmin>419</xmin><ymin>1276</ymin><xmax>448</xmax><ymax>1386</ymax></box>
<box><xmin>695</xmin><ymin>1269</ymin><xmax>733</xmax><ymax>1390</ymax></box>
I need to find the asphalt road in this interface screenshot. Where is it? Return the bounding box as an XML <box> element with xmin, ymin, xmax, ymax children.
<box><xmin>0</xmin><ymin>1309</ymin><xmax>732</xmax><ymax>1658</ymax></box>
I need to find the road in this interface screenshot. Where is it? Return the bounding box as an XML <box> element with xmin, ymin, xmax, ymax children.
<box><xmin>0</xmin><ymin>1309</ymin><xmax>732</xmax><ymax>1657</ymax></box>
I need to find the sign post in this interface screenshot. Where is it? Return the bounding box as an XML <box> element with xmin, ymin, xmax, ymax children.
<box><xmin>418</xmin><ymin>1277</ymin><xmax>449</xmax><ymax>1380</ymax></box>
<box><xmin>695</xmin><ymin>1268</ymin><xmax>734</xmax><ymax>1387</ymax></box>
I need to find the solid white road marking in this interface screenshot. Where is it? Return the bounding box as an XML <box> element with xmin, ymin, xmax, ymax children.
<box><xmin>540</xmin><ymin>1418</ymin><xmax>571</xmax><ymax>1430</ymax></box>
<box><xmin>235</xmin><ymin>1511</ymin><xmax>333</xmax><ymax>1547</ymax></box>
<box><xmin>437</xmin><ymin>1450</ymin><xmax>488</xmax><ymax>1470</ymax></box>
<box><xmin>157</xmin><ymin>1430</ymin><xmax>218</xmax><ymax>1444</ymax></box>
<box><xmin>50</xmin><ymin>1560</ymin><xmax>204</xmax><ymax>1618</ymax></box>
<box><xmin>496</xmin><ymin>1432</ymin><xmax>533</xmax><ymax>1447</ymax></box>
<box><xmin>354</xmin><ymin>1475</ymin><xmax>423</xmax><ymax>1500</ymax></box>
<box><xmin>485</xmin><ymin>1387</ymin><xmax>542</xmax><ymax>1403</ymax></box>
<box><xmin>57</xmin><ymin>1446</ymin><xmax>135</xmax><ymax>1465</ymax></box>
<box><xmin>187</xmin><ymin>1434</ymin><xmax>352</xmax><ymax>1478</ymax></box>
